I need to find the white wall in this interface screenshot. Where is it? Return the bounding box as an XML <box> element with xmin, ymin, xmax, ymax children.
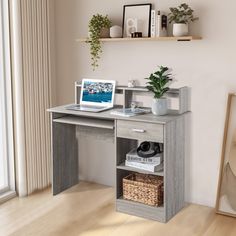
<box><xmin>53</xmin><ymin>0</ymin><xmax>236</xmax><ymax>207</ymax></box>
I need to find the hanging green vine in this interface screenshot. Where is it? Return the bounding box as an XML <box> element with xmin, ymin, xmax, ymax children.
<box><xmin>88</xmin><ymin>14</ymin><xmax>112</xmax><ymax>70</ymax></box>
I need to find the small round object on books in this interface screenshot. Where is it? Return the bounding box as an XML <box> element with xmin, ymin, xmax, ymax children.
<box><xmin>137</xmin><ymin>142</ymin><xmax>161</xmax><ymax>158</ymax></box>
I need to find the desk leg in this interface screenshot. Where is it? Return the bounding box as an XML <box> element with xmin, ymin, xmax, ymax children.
<box><xmin>52</xmin><ymin>122</ymin><xmax>78</xmax><ymax>195</ymax></box>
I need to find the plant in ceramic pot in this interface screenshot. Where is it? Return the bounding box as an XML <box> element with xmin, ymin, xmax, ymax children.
<box><xmin>168</xmin><ymin>3</ymin><xmax>198</xmax><ymax>37</ymax></box>
<box><xmin>146</xmin><ymin>66</ymin><xmax>173</xmax><ymax>116</ymax></box>
<box><xmin>88</xmin><ymin>14</ymin><xmax>112</xmax><ymax>70</ymax></box>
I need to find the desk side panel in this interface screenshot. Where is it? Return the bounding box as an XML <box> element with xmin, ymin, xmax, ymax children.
<box><xmin>52</xmin><ymin>122</ymin><xmax>78</xmax><ymax>195</ymax></box>
<box><xmin>164</xmin><ymin>116</ymin><xmax>185</xmax><ymax>221</ymax></box>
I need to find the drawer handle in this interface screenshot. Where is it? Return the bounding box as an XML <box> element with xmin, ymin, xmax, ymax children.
<box><xmin>132</xmin><ymin>128</ymin><xmax>146</xmax><ymax>133</ymax></box>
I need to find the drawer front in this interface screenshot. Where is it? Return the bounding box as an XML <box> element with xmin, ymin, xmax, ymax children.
<box><xmin>116</xmin><ymin>120</ymin><xmax>164</xmax><ymax>143</ymax></box>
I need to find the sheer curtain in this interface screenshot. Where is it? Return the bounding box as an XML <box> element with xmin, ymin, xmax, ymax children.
<box><xmin>0</xmin><ymin>0</ymin><xmax>15</xmax><ymax>202</ymax></box>
<box><xmin>0</xmin><ymin>34</ymin><xmax>9</xmax><ymax>193</ymax></box>
<box><xmin>10</xmin><ymin>0</ymin><xmax>53</xmax><ymax>196</ymax></box>
<box><xmin>0</xmin><ymin>75</ymin><xmax>8</xmax><ymax>192</ymax></box>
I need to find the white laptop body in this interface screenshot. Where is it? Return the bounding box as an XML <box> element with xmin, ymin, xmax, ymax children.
<box><xmin>67</xmin><ymin>79</ymin><xmax>116</xmax><ymax>112</ymax></box>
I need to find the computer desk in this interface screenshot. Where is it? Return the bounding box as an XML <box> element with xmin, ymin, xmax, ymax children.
<box><xmin>48</xmin><ymin>104</ymin><xmax>187</xmax><ymax>222</ymax></box>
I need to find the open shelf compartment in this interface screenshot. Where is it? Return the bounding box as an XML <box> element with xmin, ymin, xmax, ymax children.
<box><xmin>115</xmin><ymin>136</ymin><xmax>166</xmax><ymax>222</ymax></box>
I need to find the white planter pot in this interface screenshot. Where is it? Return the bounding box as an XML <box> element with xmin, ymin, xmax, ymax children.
<box><xmin>173</xmin><ymin>23</ymin><xmax>189</xmax><ymax>37</ymax></box>
<box><xmin>110</xmin><ymin>25</ymin><xmax>122</xmax><ymax>38</ymax></box>
<box><xmin>152</xmin><ymin>98</ymin><xmax>168</xmax><ymax>116</ymax></box>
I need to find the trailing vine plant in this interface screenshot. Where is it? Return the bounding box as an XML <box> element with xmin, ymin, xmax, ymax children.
<box><xmin>88</xmin><ymin>14</ymin><xmax>112</xmax><ymax>70</ymax></box>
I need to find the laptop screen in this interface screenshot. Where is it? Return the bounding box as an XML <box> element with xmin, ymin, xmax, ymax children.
<box><xmin>81</xmin><ymin>79</ymin><xmax>115</xmax><ymax>106</ymax></box>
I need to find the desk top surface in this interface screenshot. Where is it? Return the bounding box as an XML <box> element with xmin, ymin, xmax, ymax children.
<box><xmin>48</xmin><ymin>104</ymin><xmax>187</xmax><ymax>124</ymax></box>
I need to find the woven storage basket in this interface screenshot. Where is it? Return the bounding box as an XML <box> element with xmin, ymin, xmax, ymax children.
<box><xmin>123</xmin><ymin>173</ymin><xmax>164</xmax><ymax>207</ymax></box>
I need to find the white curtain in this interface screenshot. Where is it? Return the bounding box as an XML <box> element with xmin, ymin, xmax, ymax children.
<box><xmin>10</xmin><ymin>0</ymin><xmax>52</xmax><ymax>196</ymax></box>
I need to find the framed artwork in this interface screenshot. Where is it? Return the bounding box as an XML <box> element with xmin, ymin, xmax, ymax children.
<box><xmin>122</xmin><ymin>4</ymin><xmax>152</xmax><ymax>38</ymax></box>
<box><xmin>216</xmin><ymin>93</ymin><xmax>236</xmax><ymax>217</ymax></box>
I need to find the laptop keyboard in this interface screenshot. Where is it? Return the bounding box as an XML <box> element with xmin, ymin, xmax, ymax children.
<box><xmin>81</xmin><ymin>105</ymin><xmax>106</xmax><ymax>109</ymax></box>
<box><xmin>65</xmin><ymin>104</ymin><xmax>110</xmax><ymax>112</ymax></box>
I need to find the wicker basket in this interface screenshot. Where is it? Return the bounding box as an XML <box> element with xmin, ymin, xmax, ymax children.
<box><xmin>123</xmin><ymin>173</ymin><xmax>164</xmax><ymax>207</ymax></box>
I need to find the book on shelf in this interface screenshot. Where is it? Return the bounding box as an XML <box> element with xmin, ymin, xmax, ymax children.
<box><xmin>126</xmin><ymin>148</ymin><xmax>163</xmax><ymax>164</ymax></box>
<box><xmin>151</xmin><ymin>10</ymin><xmax>156</xmax><ymax>37</ymax></box>
<box><xmin>125</xmin><ymin>160</ymin><xmax>163</xmax><ymax>173</ymax></box>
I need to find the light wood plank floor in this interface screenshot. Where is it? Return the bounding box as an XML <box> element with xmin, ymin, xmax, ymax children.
<box><xmin>0</xmin><ymin>181</ymin><xmax>236</xmax><ymax>236</ymax></box>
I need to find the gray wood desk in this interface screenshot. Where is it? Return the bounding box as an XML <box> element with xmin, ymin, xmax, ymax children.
<box><xmin>48</xmin><ymin>104</ymin><xmax>187</xmax><ymax>222</ymax></box>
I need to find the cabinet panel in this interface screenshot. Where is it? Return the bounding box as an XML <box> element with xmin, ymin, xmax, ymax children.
<box><xmin>52</xmin><ymin>122</ymin><xmax>78</xmax><ymax>195</ymax></box>
<box><xmin>117</xmin><ymin>120</ymin><xmax>164</xmax><ymax>142</ymax></box>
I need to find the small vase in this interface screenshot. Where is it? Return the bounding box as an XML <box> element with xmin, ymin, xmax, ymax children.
<box><xmin>173</xmin><ymin>23</ymin><xmax>189</xmax><ymax>37</ymax></box>
<box><xmin>152</xmin><ymin>98</ymin><xmax>168</xmax><ymax>116</ymax></box>
<box><xmin>110</xmin><ymin>25</ymin><xmax>122</xmax><ymax>38</ymax></box>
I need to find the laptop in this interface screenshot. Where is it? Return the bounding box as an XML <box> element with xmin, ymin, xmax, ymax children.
<box><xmin>66</xmin><ymin>79</ymin><xmax>116</xmax><ymax>112</ymax></box>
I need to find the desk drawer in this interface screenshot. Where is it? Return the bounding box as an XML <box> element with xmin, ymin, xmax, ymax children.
<box><xmin>116</xmin><ymin>120</ymin><xmax>164</xmax><ymax>143</ymax></box>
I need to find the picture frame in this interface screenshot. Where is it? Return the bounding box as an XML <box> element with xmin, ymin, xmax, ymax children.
<box><xmin>122</xmin><ymin>3</ymin><xmax>152</xmax><ymax>38</ymax></box>
<box><xmin>216</xmin><ymin>93</ymin><xmax>236</xmax><ymax>217</ymax></box>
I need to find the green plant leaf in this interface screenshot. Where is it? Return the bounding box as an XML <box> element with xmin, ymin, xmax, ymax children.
<box><xmin>145</xmin><ymin>66</ymin><xmax>173</xmax><ymax>99</ymax></box>
<box><xmin>168</xmin><ymin>3</ymin><xmax>198</xmax><ymax>24</ymax></box>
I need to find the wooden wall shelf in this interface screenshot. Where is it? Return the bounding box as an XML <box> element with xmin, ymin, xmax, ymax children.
<box><xmin>76</xmin><ymin>36</ymin><xmax>202</xmax><ymax>43</ymax></box>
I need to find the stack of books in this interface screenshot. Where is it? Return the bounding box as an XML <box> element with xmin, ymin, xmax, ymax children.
<box><xmin>125</xmin><ymin>148</ymin><xmax>163</xmax><ymax>173</ymax></box>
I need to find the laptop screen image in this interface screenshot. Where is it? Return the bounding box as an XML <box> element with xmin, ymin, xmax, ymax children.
<box><xmin>80</xmin><ymin>79</ymin><xmax>116</xmax><ymax>106</ymax></box>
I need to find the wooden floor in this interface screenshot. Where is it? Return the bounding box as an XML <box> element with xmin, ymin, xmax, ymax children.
<box><xmin>0</xmin><ymin>182</ymin><xmax>236</xmax><ymax>236</ymax></box>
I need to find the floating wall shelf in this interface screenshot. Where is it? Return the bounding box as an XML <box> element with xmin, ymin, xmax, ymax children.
<box><xmin>76</xmin><ymin>36</ymin><xmax>202</xmax><ymax>43</ymax></box>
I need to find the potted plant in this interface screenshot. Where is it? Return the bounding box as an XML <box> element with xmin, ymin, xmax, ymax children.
<box><xmin>88</xmin><ymin>14</ymin><xmax>112</xmax><ymax>70</ymax></box>
<box><xmin>146</xmin><ymin>66</ymin><xmax>173</xmax><ymax>116</ymax></box>
<box><xmin>168</xmin><ymin>3</ymin><xmax>198</xmax><ymax>37</ymax></box>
